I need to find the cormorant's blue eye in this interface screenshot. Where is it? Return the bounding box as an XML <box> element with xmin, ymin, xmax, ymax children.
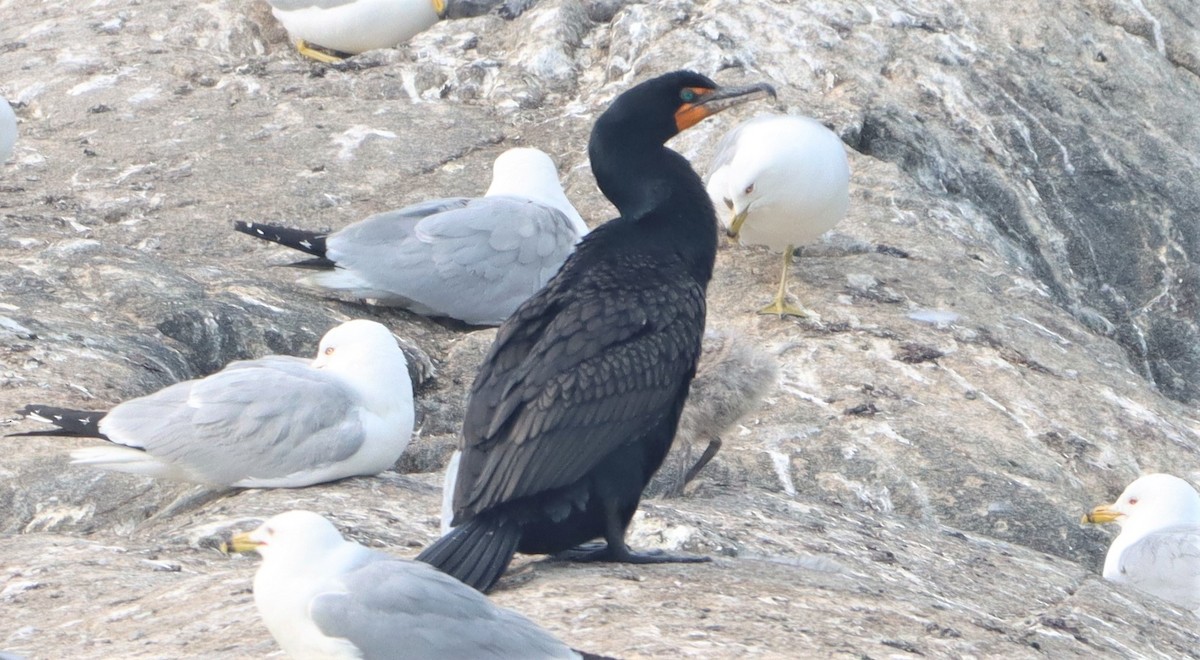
<box><xmin>680</xmin><ymin>89</ymin><xmax>697</xmax><ymax>103</ymax></box>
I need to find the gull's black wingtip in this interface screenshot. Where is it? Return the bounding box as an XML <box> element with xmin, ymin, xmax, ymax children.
<box><xmin>9</xmin><ymin>404</ymin><xmax>106</xmax><ymax>438</ymax></box>
<box><xmin>233</xmin><ymin>220</ymin><xmax>330</xmax><ymax>259</ymax></box>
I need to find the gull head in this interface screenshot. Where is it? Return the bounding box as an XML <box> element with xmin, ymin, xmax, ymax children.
<box><xmin>485</xmin><ymin>147</ymin><xmax>586</xmax><ymax>234</ymax></box>
<box><xmin>227</xmin><ymin>510</ymin><xmax>345</xmax><ymax>566</ymax></box>
<box><xmin>1083</xmin><ymin>473</ymin><xmax>1200</xmax><ymax>536</ymax></box>
<box><xmin>724</xmin><ymin>151</ymin><xmax>796</xmax><ymax>239</ymax></box>
<box><xmin>723</xmin><ymin>120</ymin><xmax>832</xmax><ymax>238</ymax></box>
<box><xmin>715</xmin><ymin>115</ymin><xmax>850</xmax><ymax>246</ymax></box>
<box><xmin>311</xmin><ymin>319</ymin><xmax>405</xmax><ymax>372</ymax></box>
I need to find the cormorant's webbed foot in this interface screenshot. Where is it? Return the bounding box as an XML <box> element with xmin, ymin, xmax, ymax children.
<box><xmin>556</xmin><ymin>542</ymin><xmax>711</xmax><ymax>564</ymax></box>
<box><xmin>757</xmin><ymin>298</ymin><xmax>816</xmax><ymax>318</ymax></box>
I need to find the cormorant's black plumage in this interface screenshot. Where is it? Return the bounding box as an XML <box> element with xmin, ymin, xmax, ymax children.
<box><xmin>417</xmin><ymin>71</ymin><xmax>775</xmax><ymax>592</ymax></box>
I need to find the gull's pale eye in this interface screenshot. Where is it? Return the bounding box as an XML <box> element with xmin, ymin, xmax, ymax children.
<box><xmin>324</xmin><ymin>347</ymin><xmax>335</xmax><ymax>356</ymax></box>
<box><xmin>266</xmin><ymin>527</ymin><xmax>276</xmax><ymax>536</ymax></box>
<box><xmin>744</xmin><ymin>183</ymin><xmax>755</xmax><ymax>195</ymax></box>
<box><xmin>1128</xmin><ymin>497</ymin><xmax>1138</xmax><ymax>505</ymax></box>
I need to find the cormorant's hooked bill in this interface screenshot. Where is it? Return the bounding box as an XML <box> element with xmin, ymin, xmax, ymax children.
<box><xmin>674</xmin><ymin>82</ymin><xmax>777</xmax><ymax>131</ymax></box>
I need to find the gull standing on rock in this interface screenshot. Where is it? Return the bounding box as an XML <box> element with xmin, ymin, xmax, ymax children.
<box><xmin>267</xmin><ymin>0</ymin><xmax>444</xmax><ymax>62</ymax></box>
<box><xmin>227</xmin><ymin>511</ymin><xmax>602</xmax><ymax>659</ymax></box>
<box><xmin>1082</xmin><ymin>473</ymin><xmax>1200</xmax><ymax>615</ymax></box>
<box><xmin>707</xmin><ymin>114</ymin><xmax>850</xmax><ymax>317</ymax></box>
<box><xmin>11</xmin><ymin>320</ymin><xmax>414</xmax><ymax>488</ymax></box>
<box><xmin>237</xmin><ymin>148</ymin><xmax>587</xmax><ymax>326</ymax></box>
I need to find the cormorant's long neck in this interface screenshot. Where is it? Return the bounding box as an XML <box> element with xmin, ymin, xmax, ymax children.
<box><xmin>589</xmin><ymin>133</ymin><xmax>719</xmax><ymax>287</ymax></box>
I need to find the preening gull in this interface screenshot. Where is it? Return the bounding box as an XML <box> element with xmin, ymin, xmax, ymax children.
<box><xmin>236</xmin><ymin>148</ymin><xmax>588</xmax><ymax>326</ymax></box>
<box><xmin>0</xmin><ymin>96</ymin><xmax>16</xmax><ymax>165</ymax></box>
<box><xmin>267</xmin><ymin>0</ymin><xmax>443</xmax><ymax>62</ymax></box>
<box><xmin>12</xmin><ymin>320</ymin><xmax>414</xmax><ymax>488</ymax></box>
<box><xmin>706</xmin><ymin>114</ymin><xmax>850</xmax><ymax>317</ymax></box>
<box><xmin>227</xmin><ymin>510</ymin><xmax>591</xmax><ymax>659</ymax></box>
<box><xmin>1082</xmin><ymin>473</ymin><xmax>1200</xmax><ymax>615</ymax></box>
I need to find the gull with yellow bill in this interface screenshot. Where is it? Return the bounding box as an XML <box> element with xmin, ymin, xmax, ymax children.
<box><xmin>706</xmin><ymin>114</ymin><xmax>850</xmax><ymax>317</ymax></box>
<box><xmin>1082</xmin><ymin>473</ymin><xmax>1200</xmax><ymax>616</ymax></box>
<box><xmin>226</xmin><ymin>511</ymin><xmax>605</xmax><ymax>659</ymax></box>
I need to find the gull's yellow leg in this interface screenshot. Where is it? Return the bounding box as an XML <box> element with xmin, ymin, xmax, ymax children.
<box><xmin>757</xmin><ymin>244</ymin><xmax>814</xmax><ymax>318</ymax></box>
<box><xmin>295</xmin><ymin>39</ymin><xmax>345</xmax><ymax>63</ymax></box>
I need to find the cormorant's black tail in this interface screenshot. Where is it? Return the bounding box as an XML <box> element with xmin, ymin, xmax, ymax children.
<box><xmin>415</xmin><ymin>514</ymin><xmax>521</xmax><ymax>593</ymax></box>
<box><xmin>8</xmin><ymin>405</ymin><xmax>106</xmax><ymax>438</ymax></box>
<box><xmin>233</xmin><ymin>221</ymin><xmax>334</xmax><ymax>267</ymax></box>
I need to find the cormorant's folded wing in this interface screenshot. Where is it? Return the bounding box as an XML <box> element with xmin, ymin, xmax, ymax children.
<box><xmin>453</xmin><ymin>254</ymin><xmax>705</xmax><ymax>520</ymax></box>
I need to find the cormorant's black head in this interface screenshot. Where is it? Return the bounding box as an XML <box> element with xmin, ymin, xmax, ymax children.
<box><xmin>593</xmin><ymin>70</ymin><xmax>777</xmax><ymax>147</ymax></box>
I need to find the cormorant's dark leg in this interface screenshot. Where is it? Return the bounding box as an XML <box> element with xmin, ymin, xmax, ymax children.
<box><xmin>557</xmin><ymin>497</ymin><xmax>711</xmax><ymax>564</ymax></box>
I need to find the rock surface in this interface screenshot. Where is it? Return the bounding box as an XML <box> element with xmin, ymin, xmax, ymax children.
<box><xmin>2</xmin><ymin>0</ymin><xmax>1200</xmax><ymax>657</ymax></box>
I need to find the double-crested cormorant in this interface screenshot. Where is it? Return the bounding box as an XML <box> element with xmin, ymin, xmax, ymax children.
<box><xmin>1082</xmin><ymin>473</ymin><xmax>1200</xmax><ymax>613</ymax></box>
<box><xmin>236</xmin><ymin>148</ymin><xmax>586</xmax><ymax>326</ymax></box>
<box><xmin>11</xmin><ymin>320</ymin><xmax>414</xmax><ymax>488</ymax></box>
<box><xmin>706</xmin><ymin>114</ymin><xmax>850</xmax><ymax>317</ymax></box>
<box><xmin>227</xmin><ymin>511</ymin><xmax>606</xmax><ymax>659</ymax></box>
<box><xmin>417</xmin><ymin>70</ymin><xmax>775</xmax><ymax>592</ymax></box>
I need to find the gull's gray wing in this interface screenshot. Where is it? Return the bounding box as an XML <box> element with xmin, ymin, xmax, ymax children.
<box><xmin>418</xmin><ymin>196</ymin><xmax>577</xmax><ymax>281</ymax></box>
<box><xmin>326</xmin><ymin>196</ymin><xmax>579</xmax><ymax>325</ymax></box>
<box><xmin>310</xmin><ymin>558</ymin><xmax>578</xmax><ymax>660</ymax></box>
<box><xmin>1118</xmin><ymin>524</ymin><xmax>1200</xmax><ymax>611</ymax></box>
<box><xmin>331</xmin><ymin>197</ymin><xmax>473</xmax><ymax>247</ymax></box>
<box><xmin>98</xmin><ymin>357</ymin><xmax>365</xmax><ymax>486</ymax></box>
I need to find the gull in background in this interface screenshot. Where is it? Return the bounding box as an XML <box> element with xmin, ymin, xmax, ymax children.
<box><xmin>707</xmin><ymin>113</ymin><xmax>850</xmax><ymax>317</ymax></box>
<box><xmin>1082</xmin><ymin>473</ymin><xmax>1200</xmax><ymax>615</ymax></box>
<box><xmin>0</xmin><ymin>95</ymin><xmax>16</xmax><ymax>165</ymax></box>
<box><xmin>237</xmin><ymin>148</ymin><xmax>587</xmax><ymax>326</ymax></box>
<box><xmin>267</xmin><ymin>0</ymin><xmax>445</xmax><ymax>63</ymax></box>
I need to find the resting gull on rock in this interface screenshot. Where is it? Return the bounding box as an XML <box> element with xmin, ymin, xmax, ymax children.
<box><xmin>1082</xmin><ymin>473</ymin><xmax>1200</xmax><ymax>615</ymax></box>
<box><xmin>236</xmin><ymin>148</ymin><xmax>587</xmax><ymax>326</ymax></box>
<box><xmin>226</xmin><ymin>510</ymin><xmax>606</xmax><ymax>659</ymax></box>
<box><xmin>0</xmin><ymin>95</ymin><xmax>16</xmax><ymax>165</ymax></box>
<box><xmin>267</xmin><ymin>0</ymin><xmax>444</xmax><ymax>62</ymax></box>
<box><xmin>11</xmin><ymin>320</ymin><xmax>414</xmax><ymax>488</ymax></box>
